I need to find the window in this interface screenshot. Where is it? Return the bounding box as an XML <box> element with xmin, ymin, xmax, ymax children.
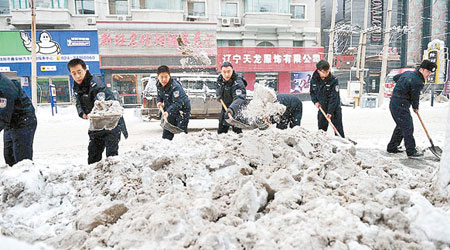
<box><xmin>257</xmin><ymin>41</ymin><xmax>274</xmax><ymax>47</ymax></box>
<box><xmin>0</xmin><ymin>0</ymin><xmax>10</xmax><ymax>14</ymax></box>
<box><xmin>109</xmin><ymin>0</ymin><xmax>128</xmax><ymax>14</ymax></box>
<box><xmin>188</xmin><ymin>1</ymin><xmax>205</xmax><ymax>16</ymax></box>
<box><xmin>36</xmin><ymin>0</ymin><xmax>67</xmax><ymax>8</ymax></box>
<box><xmin>290</xmin><ymin>4</ymin><xmax>305</xmax><ymax>19</ymax></box>
<box><xmin>13</xmin><ymin>0</ymin><xmax>67</xmax><ymax>9</ymax></box>
<box><xmin>75</xmin><ymin>0</ymin><xmax>95</xmax><ymax>14</ymax></box>
<box><xmin>221</xmin><ymin>2</ymin><xmax>237</xmax><ymax>17</ymax></box>
<box><xmin>146</xmin><ymin>0</ymin><xmax>181</xmax><ymax>10</ymax></box>
<box><xmin>245</xmin><ymin>0</ymin><xmax>288</xmax><ymax>13</ymax></box>
<box><xmin>217</xmin><ymin>40</ymin><xmax>242</xmax><ymax>47</ymax></box>
<box><xmin>293</xmin><ymin>41</ymin><xmax>304</xmax><ymax>47</ymax></box>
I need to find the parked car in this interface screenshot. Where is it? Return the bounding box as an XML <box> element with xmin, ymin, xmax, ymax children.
<box><xmin>384</xmin><ymin>68</ymin><xmax>415</xmax><ymax>98</ymax></box>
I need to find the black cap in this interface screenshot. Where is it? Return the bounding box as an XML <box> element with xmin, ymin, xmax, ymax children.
<box><xmin>221</xmin><ymin>61</ymin><xmax>233</xmax><ymax>68</ymax></box>
<box><xmin>419</xmin><ymin>60</ymin><xmax>437</xmax><ymax>72</ymax></box>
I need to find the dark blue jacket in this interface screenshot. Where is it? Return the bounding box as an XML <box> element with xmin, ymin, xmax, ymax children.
<box><xmin>73</xmin><ymin>71</ymin><xmax>115</xmax><ymax>117</ymax></box>
<box><xmin>310</xmin><ymin>71</ymin><xmax>341</xmax><ymax>114</ymax></box>
<box><xmin>156</xmin><ymin>78</ymin><xmax>191</xmax><ymax>115</ymax></box>
<box><xmin>277</xmin><ymin>94</ymin><xmax>302</xmax><ymax>113</ymax></box>
<box><xmin>216</xmin><ymin>72</ymin><xmax>247</xmax><ymax>112</ymax></box>
<box><xmin>391</xmin><ymin>69</ymin><xmax>425</xmax><ymax>110</ymax></box>
<box><xmin>0</xmin><ymin>73</ymin><xmax>36</xmax><ymax>131</ymax></box>
<box><xmin>73</xmin><ymin>71</ymin><xmax>128</xmax><ymax>137</ymax></box>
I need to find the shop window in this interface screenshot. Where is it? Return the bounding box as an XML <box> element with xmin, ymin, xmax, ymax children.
<box><xmin>221</xmin><ymin>2</ymin><xmax>237</xmax><ymax>17</ymax></box>
<box><xmin>112</xmin><ymin>74</ymin><xmax>139</xmax><ymax>105</ymax></box>
<box><xmin>293</xmin><ymin>40</ymin><xmax>304</xmax><ymax>47</ymax></box>
<box><xmin>12</xmin><ymin>0</ymin><xmax>67</xmax><ymax>8</ymax></box>
<box><xmin>0</xmin><ymin>0</ymin><xmax>10</xmax><ymax>14</ymax></box>
<box><xmin>188</xmin><ymin>0</ymin><xmax>205</xmax><ymax>17</ymax></box>
<box><xmin>217</xmin><ymin>40</ymin><xmax>243</xmax><ymax>47</ymax></box>
<box><xmin>109</xmin><ymin>0</ymin><xmax>128</xmax><ymax>14</ymax></box>
<box><xmin>75</xmin><ymin>0</ymin><xmax>95</xmax><ymax>14</ymax></box>
<box><xmin>245</xmin><ymin>0</ymin><xmax>288</xmax><ymax>13</ymax></box>
<box><xmin>257</xmin><ymin>41</ymin><xmax>274</xmax><ymax>47</ymax></box>
<box><xmin>290</xmin><ymin>4</ymin><xmax>305</xmax><ymax>19</ymax></box>
<box><xmin>256</xmin><ymin>73</ymin><xmax>278</xmax><ymax>91</ymax></box>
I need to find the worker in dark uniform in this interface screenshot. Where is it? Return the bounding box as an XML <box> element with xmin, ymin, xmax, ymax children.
<box><xmin>387</xmin><ymin>60</ymin><xmax>436</xmax><ymax>158</ymax></box>
<box><xmin>156</xmin><ymin>65</ymin><xmax>191</xmax><ymax>140</ymax></box>
<box><xmin>68</xmin><ymin>58</ymin><xmax>128</xmax><ymax>164</ymax></box>
<box><xmin>216</xmin><ymin>61</ymin><xmax>247</xmax><ymax>134</ymax></box>
<box><xmin>275</xmin><ymin>93</ymin><xmax>303</xmax><ymax>129</ymax></box>
<box><xmin>0</xmin><ymin>73</ymin><xmax>37</xmax><ymax>166</ymax></box>
<box><xmin>310</xmin><ymin>60</ymin><xmax>345</xmax><ymax>137</ymax></box>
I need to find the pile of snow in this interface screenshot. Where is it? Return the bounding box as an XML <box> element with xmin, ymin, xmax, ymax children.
<box><xmin>437</xmin><ymin>102</ymin><xmax>450</xmax><ymax>193</ymax></box>
<box><xmin>1</xmin><ymin>126</ymin><xmax>449</xmax><ymax>249</ymax></box>
<box><xmin>88</xmin><ymin>100</ymin><xmax>123</xmax><ymax>131</ymax></box>
<box><xmin>242</xmin><ymin>83</ymin><xmax>286</xmax><ymax>124</ymax></box>
<box><xmin>88</xmin><ymin>100</ymin><xmax>124</xmax><ymax>118</ymax></box>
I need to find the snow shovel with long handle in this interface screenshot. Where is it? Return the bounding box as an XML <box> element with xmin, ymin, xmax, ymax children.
<box><xmin>416</xmin><ymin>112</ymin><xmax>442</xmax><ymax>160</ymax></box>
<box><xmin>158</xmin><ymin>106</ymin><xmax>184</xmax><ymax>134</ymax></box>
<box><xmin>220</xmin><ymin>99</ymin><xmax>253</xmax><ymax>129</ymax></box>
<box><xmin>319</xmin><ymin>106</ymin><xmax>357</xmax><ymax>145</ymax></box>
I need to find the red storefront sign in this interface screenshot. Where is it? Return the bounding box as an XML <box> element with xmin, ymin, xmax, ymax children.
<box><xmin>217</xmin><ymin>47</ymin><xmax>324</xmax><ymax>72</ymax></box>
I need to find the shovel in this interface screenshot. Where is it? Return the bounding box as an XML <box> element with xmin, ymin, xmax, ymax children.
<box><xmin>220</xmin><ymin>99</ymin><xmax>253</xmax><ymax>129</ymax></box>
<box><xmin>319</xmin><ymin>106</ymin><xmax>357</xmax><ymax>145</ymax></box>
<box><xmin>158</xmin><ymin>106</ymin><xmax>184</xmax><ymax>134</ymax></box>
<box><xmin>416</xmin><ymin>112</ymin><xmax>442</xmax><ymax>160</ymax></box>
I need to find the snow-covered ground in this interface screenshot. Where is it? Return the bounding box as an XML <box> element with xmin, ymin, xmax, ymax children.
<box><xmin>0</xmin><ymin>99</ymin><xmax>448</xmax><ymax>249</ymax></box>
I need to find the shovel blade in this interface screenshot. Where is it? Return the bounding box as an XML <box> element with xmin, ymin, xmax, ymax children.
<box><xmin>160</xmin><ymin>119</ymin><xmax>184</xmax><ymax>134</ymax></box>
<box><xmin>225</xmin><ymin>118</ymin><xmax>252</xmax><ymax>129</ymax></box>
<box><xmin>429</xmin><ymin>146</ymin><xmax>442</xmax><ymax>160</ymax></box>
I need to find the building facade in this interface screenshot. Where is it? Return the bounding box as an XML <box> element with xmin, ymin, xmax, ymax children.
<box><xmin>0</xmin><ymin>0</ymin><xmax>322</xmax><ymax>104</ymax></box>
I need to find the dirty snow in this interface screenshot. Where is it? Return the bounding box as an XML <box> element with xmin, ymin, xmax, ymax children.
<box><xmin>88</xmin><ymin>100</ymin><xmax>124</xmax><ymax>131</ymax></box>
<box><xmin>0</xmin><ymin>98</ymin><xmax>448</xmax><ymax>249</ymax></box>
<box><xmin>242</xmin><ymin>83</ymin><xmax>286</xmax><ymax>124</ymax></box>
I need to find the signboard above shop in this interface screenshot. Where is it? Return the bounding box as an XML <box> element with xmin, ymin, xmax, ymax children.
<box><xmin>217</xmin><ymin>47</ymin><xmax>324</xmax><ymax>72</ymax></box>
<box><xmin>97</xmin><ymin>21</ymin><xmax>217</xmax><ymax>56</ymax></box>
<box><xmin>0</xmin><ymin>30</ymin><xmax>101</xmax><ymax>76</ymax></box>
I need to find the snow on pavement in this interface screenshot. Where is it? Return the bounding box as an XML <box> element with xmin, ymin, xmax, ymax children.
<box><xmin>0</xmin><ymin>100</ymin><xmax>448</xmax><ymax>249</ymax></box>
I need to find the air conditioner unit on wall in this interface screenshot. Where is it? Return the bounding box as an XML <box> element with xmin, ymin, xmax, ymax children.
<box><xmin>221</xmin><ymin>17</ymin><xmax>230</xmax><ymax>26</ymax></box>
<box><xmin>117</xmin><ymin>15</ymin><xmax>127</xmax><ymax>21</ymax></box>
<box><xmin>87</xmin><ymin>17</ymin><xmax>96</xmax><ymax>25</ymax></box>
<box><xmin>233</xmin><ymin>18</ymin><xmax>241</xmax><ymax>26</ymax></box>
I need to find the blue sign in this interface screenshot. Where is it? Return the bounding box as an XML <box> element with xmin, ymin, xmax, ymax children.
<box><xmin>0</xmin><ymin>30</ymin><xmax>101</xmax><ymax>76</ymax></box>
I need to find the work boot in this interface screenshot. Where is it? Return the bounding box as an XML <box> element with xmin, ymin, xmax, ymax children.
<box><xmin>387</xmin><ymin>146</ymin><xmax>404</xmax><ymax>154</ymax></box>
<box><xmin>408</xmin><ymin>151</ymin><xmax>424</xmax><ymax>158</ymax></box>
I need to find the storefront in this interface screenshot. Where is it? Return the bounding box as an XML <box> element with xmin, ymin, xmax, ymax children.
<box><xmin>97</xmin><ymin>21</ymin><xmax>217</xmax><ymax>105</ymax></box>
<box><xmin>217</xmin><ymin>47</ymin><xmax>324</xmax><ymax>96</ymax></box>
<box><xmin>0</xmin><ymin>30</ymin><xmax>101</xmax><ymax>103</ymax></box>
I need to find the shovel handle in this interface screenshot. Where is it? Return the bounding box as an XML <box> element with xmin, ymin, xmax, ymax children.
<box><xmin>319</xmin><ymin>106</ymin><xmax>343</xmax><ymax>138</ymax></box>
<box><xmin>416</xmin><ymin>112</ymin><xmax>432</xmax><ymax>142</ymax></box>
<box><xmin>220</xmin><ymin>99</ymin><xmax>228</xmax><ymax>111</ymax></box>
<box><xmin>157</xmin><ymin>105</ymin><xmax>168</xmax><ymax>122</ymax></box>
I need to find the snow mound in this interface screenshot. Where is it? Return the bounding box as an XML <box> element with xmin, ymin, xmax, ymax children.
<box><xmin>1</xmin><ymin>127</ymin><xmax>449</xmax><ymax>249</ymax></box>
<box><xmin>242</xmin><ymin>83</ymin><xmax>286</xmax><ymax>124</ymax></box>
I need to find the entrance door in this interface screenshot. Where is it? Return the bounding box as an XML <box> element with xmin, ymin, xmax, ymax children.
<box><xmin>52</xmin><ymin>77</ymin><xmax>70</xmax><ymax>103</ymax></box>
<box><xmin>37</xmin><ymin>78</ymin><xmax>50</xmax><ymax>103</ymax></box>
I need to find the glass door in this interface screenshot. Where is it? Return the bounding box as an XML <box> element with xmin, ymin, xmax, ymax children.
<box><xmin>52</xmin><ymin>77</ymin><xmax>70</xmax><ymax>103</ymax></box>
<box><xmin>37</xmin><ymin>78</ymin><xmax>50</xmax><ymax>103</ymax></box>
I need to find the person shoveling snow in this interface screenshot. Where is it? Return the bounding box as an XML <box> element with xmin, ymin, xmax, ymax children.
<box><xmin>156</xmin><ymin>65</ymin><xmax>191</xmax><ymax>140</ymax></box>
<box><xmin>68</xmin><ymin>58</ymin><xmax>128</xmax><ymax>164</ymax></box>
